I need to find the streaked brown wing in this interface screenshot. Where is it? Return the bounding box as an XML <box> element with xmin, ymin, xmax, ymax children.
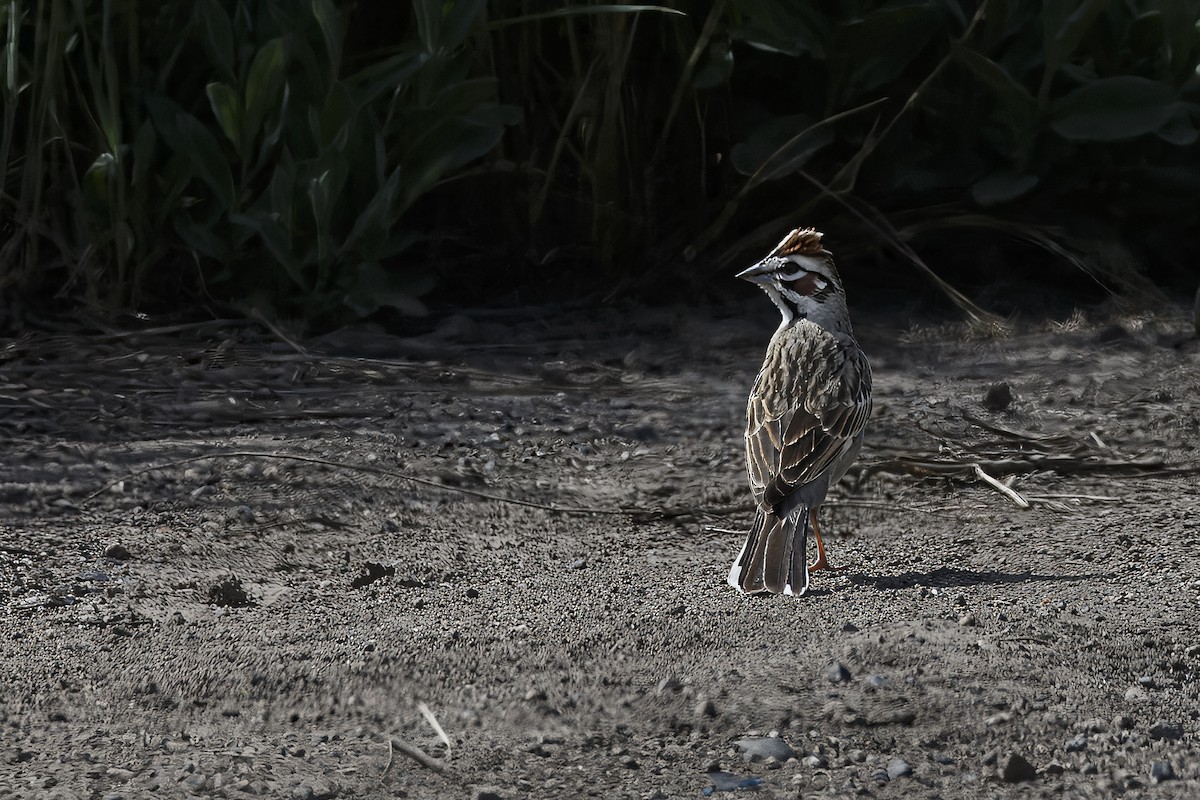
<box><xmin>746</xmin><ymin>327</ymin><xmax>871</xmax><ymax>511</ymax></box>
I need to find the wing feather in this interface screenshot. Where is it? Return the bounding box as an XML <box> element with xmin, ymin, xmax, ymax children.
<box><xmin>746</xmin><ymin>322</ymin><xmax>871</xmax><ymax>513</ymax></box>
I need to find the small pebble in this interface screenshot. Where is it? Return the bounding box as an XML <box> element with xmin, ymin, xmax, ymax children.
<box><xmin>826</xmin><ymin>662</ymin><xmax>852</xmax><ymax>684</ymax></box>
<box><xmin>801</xmin><ymin>754</ymin><xmax>825</xmax><ymax>769</ymax></box>
<box><xmin>706</xmin><ymin>772</ymin><xmax>762</xmax><ymax>792</ymax></box>
<box><xmin>1123</xmin><ymin>685</ymin><xmax>1149</xmax><ymax>703</ymax></box>
<box><xmin>840</xmin><ymin>622</ymin><xmax>859</xmax><ymax>632</ymax></box>
<box><xmin>886</xmin><ymin>757</ymin><xmax>912</xmax><ymax>779</ymax></box>
<box><xmin>958</xmin><ymin>613</ymin><xmax>978</xmax><ymax>627</ymax></box>
<box><xmin>1065</xmin><ymin>734</ymin><xmax>1087</xmax><ymax>753</ymax></box>
<box><xmin>694</xmin><ymin>699</ymin><xmax>717</xmax><ymax>718</ymax></box>
<box><xmin>182</xmin><ymin>774</ymin><xmax>208</xmax><ymax>794</ymax></box>
<box><xmin>1137</xmin><ymin>675</ymin><xmax>1155</xmax><ymax>688</ymax></box>
<box><xmin>1112</xmin><ymin>714</ymin><xmax>1135</xmax><ymax>730</ymax></box>
<box><xmin>568</xmin><ymin>558</ymin><xmax>587</xmax><ymax>569</ymax></box>
<box><xmin>1150</xmin><ymin>761</ymin><xmax>1176</xmax><ymax>783</ymax></box>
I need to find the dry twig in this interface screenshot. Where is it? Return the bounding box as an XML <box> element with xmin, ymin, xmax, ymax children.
<box><xmin>383</xmin><ymin>737</ymin><xmax>448</xmax><ymax>776</ymax></box>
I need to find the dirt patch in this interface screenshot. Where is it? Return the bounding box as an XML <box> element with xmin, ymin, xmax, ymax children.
<box><xmin>2</xmin><ymin>303</ymin><xmax>1199</xmax><ymax>799</ymax></box>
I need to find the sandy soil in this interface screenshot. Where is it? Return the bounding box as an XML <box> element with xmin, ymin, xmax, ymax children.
<box><xmin>2</xmin><ymin>301</ymin><xmax>1199</xmax><ymax>800</ymax></box>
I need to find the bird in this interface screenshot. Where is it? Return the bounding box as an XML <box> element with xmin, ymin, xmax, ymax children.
<box><xmin>728</xmin><ymin>226</ymin><xmax>872</xmax><ymax>596</ymax></box>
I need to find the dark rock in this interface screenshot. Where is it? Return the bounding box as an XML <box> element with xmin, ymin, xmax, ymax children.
<box><xmin>103</xmin><ymin>543</ymin><xmax>132</xmax><ymax>560</ymax></box>
<box><xmin>1149</xmin><ymin>720</ymin><xmax>1182</xmax><ymax>741</ymax></box>
<box><xmin>207</xmin><ymin>575</ymin><xmax>251</xmax><ymax>607</ymax></box>
<box><xmin>982</xmin><ymin>383</ymin><xmax>1014</xmax><ymax>411</ymax></box>
<box><xmin>999</xmin><ymin>753</ymin><xmax>1037</xmax><ymax>783</ymax></box>
<box><xmin>351</xmin><ymin>561</ymin><xmax>395</xmax><ymax>589</ymax></box>
<box><xmin>694</xmin><ymin>699</ymin><xmax>717</xmax><ymax>718</ymax></box>
<box><xmin>472</xmin><ymin>789</ymin><xmax>504</xmax><ymax>800</ymax></box>
<box><xmin>1065</xmin><ymin>734</ymin><xmax>1087</xmax><ymax>753</ymax></box>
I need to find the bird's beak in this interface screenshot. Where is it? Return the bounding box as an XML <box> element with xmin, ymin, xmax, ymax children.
<box><xmin>736</xmin><ymin>261</ymin><xmax>772</xmax><ymax>284</ymax></box>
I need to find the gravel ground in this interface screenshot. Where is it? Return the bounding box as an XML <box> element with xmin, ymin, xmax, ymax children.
<box><xmin>2</xmin><ymin>300</ymin><xmax>1199</xmax><ymax>799</ymax></box>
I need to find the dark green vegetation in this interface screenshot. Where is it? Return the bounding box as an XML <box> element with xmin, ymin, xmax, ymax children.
<box><xmin>1</xmin><ymin>1</ymin><xmax>1197</xmax><ymax>330</ymax></box>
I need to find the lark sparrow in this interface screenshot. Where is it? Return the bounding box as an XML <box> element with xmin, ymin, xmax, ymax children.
<box><xmin>728</xmin><ymin>227</ymin><xmax>872</xmax><ymax>596</ymax></box>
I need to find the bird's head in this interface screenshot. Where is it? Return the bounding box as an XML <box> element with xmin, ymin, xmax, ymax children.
<box><xmin>737</xmin><ymin>227</ymin><xmax>849</xmax><ymax>331</ymax></box>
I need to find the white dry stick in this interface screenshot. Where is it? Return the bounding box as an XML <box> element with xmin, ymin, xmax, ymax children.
<box><xmin>418</xmin><ymin>701</ymin><xmax>452</xmax><ymax>757</ymax></box>
<box><xmin>973</xmin><ymin>464</ymin><xmax>1030</xmax><ymax>508</ymax></box>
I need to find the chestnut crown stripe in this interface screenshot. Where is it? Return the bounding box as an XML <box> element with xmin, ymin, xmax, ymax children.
<box><xmin>771</xmin><ymin>227</ymin><xmax>827</xmax><ymax>258</ymax></box>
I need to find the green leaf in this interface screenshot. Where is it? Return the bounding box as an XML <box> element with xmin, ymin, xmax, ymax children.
<box><xmin>206</xmin><ymin>81</ymin><xmax>243</xmax><ymax>155</ymax></box>
<box><xmin>1038</xmin><ymin>0</ymin><xmax>1108</xmax><ymax>104</ymax></box>
<box><xmin>439</xmin><ymin>0</ymin><xmax>487</xmax><ymax>51</ymax></box>
<box><xmin>316</xmin><ymin>80</ymin><xmax>356</xmax><ymax>148</ymax></box>
<box><xmin>229</xmin><ymin>211</ymin><xmax>304</xmax><ymax>288</ymax></box>
<box><xmin>175</xmin><ymin>112</ymin><xmax>238</xmax><ymax>211</ymax></box>
<box><xmin>174</xmin><ymin>216</ymin><xmax>231</xmax><ymax>264</ymax></box>
<box><xmin>191</xmin><ymin>0</ymin><xmax>234</xmax><ymax>80</ymax></box>
<box><xmin>130</xmin><ymin>119</ymin><xmax>156</xmax><ymax>187</ymax></box>
<box><xmin>349</xmin><ymin>46</ymin><xmax>428</xmax><ymax>104</ymax></box>
<box><xmin>829</xmin><ymin>3</ymin><xmax>940</xmax><ymax>107</ymax></box>
<box><xmin>340</xmin><ymin>166</ymin><xmax>402</xmax><ymax>256</ymax></box>
<box><xmin>412</xmin><ymin>0</ymin><xmax>440</xmax><ymax>53</ymax></box>
<box><xmin>83</xmin><ymin>152</ymin><xmax>116</xmax><ymax>209</ymax></box>
<box><xmin>1050</xmin><ymin>76</ymin><xmax>1178</xmax><ymax>141</ymax></box>
<box><xmin>693</xmin><ymin>42</ymin><xmax>734</xmax><ymax>90</ymax></box>
<box><xmin>950</xmin><ymin>42</ymin><xmax>1038</xmax><ymax>127</ymax></box>
<box><xmin>486</xmin><ymin>5</ymin><xmax>686</xmax><ymax>32</ymax></box>
<box><xmin>311</xmin><ymin>0</ymin><xmax>344</xmax><ymax>73</ymax></box>
<box><xmin>729</xmin><ymin>1</ymin><xmax>828</xmax><ymax>59</ymax></box>
<box><xmin>1155</xmin><ymin>103</ymin><xmax>1199</xmax><ymax>146</ymax></box>
<box><xmin>730</xmin><ymin>114</ymin><xmax>832</xmax><ymax>180</ymax></box>
<box><xmin>244</xmin><ymin>38</ymin><xmax>287</xmax><ymax>147</ymax></box>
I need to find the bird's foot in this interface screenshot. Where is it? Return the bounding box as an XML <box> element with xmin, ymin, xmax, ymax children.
<box><xmin>808</xmin><ymin>556</ymin><xmax>849</xmax><ymax>573</ymax></box>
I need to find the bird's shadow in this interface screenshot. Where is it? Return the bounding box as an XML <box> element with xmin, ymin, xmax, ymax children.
<box><xmin>842</xmin><ymin>565</ymin><xmax>1114</xmax><ymax>590</ymax></box>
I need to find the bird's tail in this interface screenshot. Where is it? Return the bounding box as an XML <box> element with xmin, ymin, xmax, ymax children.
<box><xmin>728</xmin><ymin>507</ymin><xmax>809</xmax><ymax>596</ymax></box>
